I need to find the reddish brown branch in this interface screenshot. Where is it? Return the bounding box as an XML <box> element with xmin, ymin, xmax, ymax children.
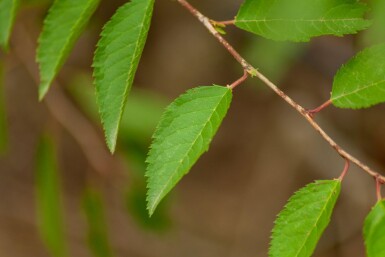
<box><xmin>338</xmin><ymin>159</ymin><xmax>350</xmax><ymax>181</ymax></box>
<box><xmin>376</xmin><ymin>176</ymin><xmax>384</xmax><ymax>201</ymax></box>
<box><xmin>307</xmin><ymin>99</ymin><xmax>332</xmax><ymax>118</ymax></box>
<box><xmin>229</xmin><ymin>70</ymin><xmax>248</xmax><ymax>89</ymax></box>
<box><xmin>177</xmin><ymin>0</ymin><xmax>385</xmax><ymax>183</ymax></box>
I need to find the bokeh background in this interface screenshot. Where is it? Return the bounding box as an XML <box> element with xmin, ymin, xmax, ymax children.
<box><xmin>1</xmin><ymin>0</ymin><xmax>385</xmax><ymax>256</ymax></box>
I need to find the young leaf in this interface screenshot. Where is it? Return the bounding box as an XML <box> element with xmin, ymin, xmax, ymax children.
<box><xmin>146</xmin><ymin>85</ymin><xmax>232</xmax><ymax>216</ymax></box>
<box><xmin>83</xmin><ymin>188</ymin><xmax>114</xmax><ymax>257</ymax></box>
<box><xmin>269</xmin><ymin>180</ymin><xmax>341</xmax><ymax>257</ymax></box>
<box><xmin>235</xmin><ymin>0</ymin><xmax>370</xmax><ymax>42</ymax></box>
<box><xmin>36</xmin><ymin>0</ymin><xmax>100</xmax><ymax>99</ymax></box>
<box><xmin>363</xmin><ymin>200</ymin><xmax>385</xmax><ymax>257</ymax></box>
<box><xmin>331</xmin><ymin>44</ymin><xmax>385</xmax><ymax>109</ymax></box>
<box><xmin>93</xmin><ymin>0</ymin><xmax>155</xmax><ymax>153</ymax></box>
<box><xmin>35</xmin><ymin>135</ymin><xmax>67</xmax><ymax>257</ymax></box>
<box><xmin>0</xmin><ymin>0</ymin><xmax>19</xmax><ymax>49</ymax></box>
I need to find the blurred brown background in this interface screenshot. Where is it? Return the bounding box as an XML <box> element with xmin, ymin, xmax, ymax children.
<box><xmin>1</xmin><ymin>0</ymin><xmax>385</xmax><ymax>256</ymax></box>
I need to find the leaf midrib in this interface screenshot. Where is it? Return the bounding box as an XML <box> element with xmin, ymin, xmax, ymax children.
<box><xmin>236</xmin><ymin>18</ymin><xmax>364</xmax><ymax>23</ymax></box>
<box><xmin>293</xmin><ymin>181</ymin><xmax>339</xmax><ymax>257</ymax></box>
<box><xmin>148</xmin><ymin>89</ymin><xmax>230</xmax><ymax>213</ymax></box>
<box><xmin>332</xmin><ymin>79</ymin><xmax>385</xmax><ymax>102</ymax></box>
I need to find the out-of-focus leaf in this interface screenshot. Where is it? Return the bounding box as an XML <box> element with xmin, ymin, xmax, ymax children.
<box><xmin>363</xmin><ymin>200</ymin><xmax>385</xmax><ymax>257</ymax></box>
<box><xmin>126</xmin><ymin>182</ymin><xmax>171</xmax><ymax>231</ymax></box>
<box><xmin>244</xmin><ymin>38</ymin><xmax>304</xmax><ymax>81</ymax></box>
<box><xmin>0</xmin><ymin>0</ymin><xmax>19</xmax><ymax>49</ymax></box>
<box><xmin>36</xmin><ymin>0</ymin><xmax>100</xmax><ymax>99</ymax></box>
<box><xmin>93</xmin><ymin>0</ymin><xmax>155</xmax><ymax>153</ymax></box>
<box><xmin>83</xmin><ymin>188</ymin><xmax>114</xmax><ymax>257</ymax></box>
<box><xmin>331</xmin><ymin>44</ymin><xmax>385</xmax><ymax>109</ymax></box>
<box><xmin>0</xmin><ymin>62</ymin><xmax>7</xmax><ymax>153</ymax></box>
<box><xmin>269</xmin><ymin>180</ymin><xmax>341</xmax><ymax>257</ymax></box>
<box><xmin>67</xmin><ymin>73</ymin><xmax>166</xmax><ymax>147</ymax></box>
<box><xmin>235</xmin><ymin>0</ymin><xmax>370</xmax><ymax>42</ymax></box>
<box><xmin>146</xmin><ymin>85</ymin><xmax>232</xmax><ymax>216</ymax></box>
<box><xmin>362</xmin><ymin>0</ymin><xmax>385</xmax><ymax>45</ymax></box>
<box><xmin>35</xmin><ymin>135</ymin><xmax>67</xmax><ymax>257</ymax></box>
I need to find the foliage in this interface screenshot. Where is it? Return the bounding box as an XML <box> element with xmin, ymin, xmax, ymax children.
<box><xmin>1</xmin><ymin>0</ymin><xmax>385</xmax><ymax>255</ymax></box>
<box><xmin>235</xmin><ymin>0</ymin><xmax>370</xmax><ymax>42</ymax></box>
<box><xmin>36</xmin><ymin>0</ymin><xmax>100</xmax><ymax>99</ymax></box>
<box><xmin>364</xmin><ymin>200</ymin><xmax>385</xmax><ymax>257</ymax></box>
<box><xmin>35</xmin><ymin>135</ymin><xmax>67</xmax><ymax>257</ymax></box>
<box><xmin>0</xmin><ymin>0</ymin><xmax>19</xmax><ymax>49</ymax></box>
<box><xmin>145</xmin><ymin>85</ymin><xmax>232</xmax><ymax>215</ymax></box>
<box><xmin>331</xmin><ymin>44</ymin><xmax>385</xmax><ymax>109</ymax></box>
<box><xmin>93</xmin><ymin>0</ymin><xmax>154</xmax><ymax>153</ymax></box>
<box><xmin>269</xmin><ymin>180</ymin><xmax>341</xmax><ymax>257</ymax></box>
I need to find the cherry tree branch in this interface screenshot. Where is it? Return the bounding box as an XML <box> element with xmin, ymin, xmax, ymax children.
<box><xmin>177</xmin><ymin>0</ymin><xmax>385</xmax><ymax>183</ymax></box>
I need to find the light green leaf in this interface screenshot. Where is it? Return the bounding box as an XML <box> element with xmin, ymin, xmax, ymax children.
<box><xmin>331</xmin><ymin>44</ymin><xmax>385</xmax><ymax>109</ymax></box>
<box><xmin>83</xmin><ymin>188</ymin><xmax>114</xmax><ymax>257</ymax></box>
<box><xmin>364</xmin><ymin>200</ymin><xmax>385</xmax><ymax>257</ymax></box>
<box><xmin>362</xmin><ymin>0</ymin><xmax>385</xmax><ymax>45</ymax></box>
<box><xmin>36</xmin><ymin>0</ymin><xmax>100</xmax><ymax>99</ymax></box>
<box><xmin>35</xmin><ymin>135</ymin><xmax>67</xmax><ymax>257</ymax></box>
<box><xmin>0</xmin><ymin>0</ymin><xmax>19</xmax><ymax>49</ymax></box>
<box><xmin>93</xmin><ymin>0</ymin><xmax>155</xmax><ymax>153</ymax></box>
<box><xmin>146</xmin><ymin>85</ymin><xmax>232</xmax><ymax>216</ymax></box>
<box><xmin>269</xmin><ymin>180</ymin><xmax>341</xmax><ymax>257</ymax></box>
<box><xmin>235</xmin><ymin>0</ymin><xmax>370</xmax><ymax>42</ymax></box>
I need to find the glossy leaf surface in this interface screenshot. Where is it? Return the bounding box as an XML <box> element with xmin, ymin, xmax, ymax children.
<box><xmin>235</xmin><ymin>0</ymin><xmax>370</xmax><ymax>42</ymax></box>
<box><xmin>37</xmin><ymin>0</ymin><xmax>100</xmax><ymax>99</ymax></box>
<box><xmin>93</xmin><ymin>0</ymin><xmax>154</xmax><ymax>152</ymax></box>
<box><xmin>146</xmin><ymin>85</ymin><xmax>232</xmax><ymax>216</ymax></box>
<box><xmin>269</xmin><ymin>180</ymin><xmax>341</xmax><ymax>257</ymax></box>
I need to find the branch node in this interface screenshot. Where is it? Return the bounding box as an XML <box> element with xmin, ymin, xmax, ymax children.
<box><xmin>306</xmin><ymin>99</ymin><xmax>332</xmax><ymax>118</ymax></box>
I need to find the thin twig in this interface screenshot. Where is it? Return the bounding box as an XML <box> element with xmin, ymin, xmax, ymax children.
<box><xmin>338</xmin><ymin>159</ymin><xmax>350</xmax><ymax>181</ymax></box>
<box><xmin>307</xmin><ymin>99</ymin><xmax>332</xmax><ymax>118</ymax></box>
<box><xmin>210</xmin><ymin>19</ymin><xmax>235</xmax><ymax>26</ymax></box>
<box><xmin>229</xmin><ymin>70</ymin><xmax>248</xmax><ymax>89</ymax></box>
<box><xmin>177</xmin><ymin>0</ymin><xmax>385</xmax><ymax>182</ymax></box>
<box><xmin>376</xmin><ymin>176</ymin><xmax>383</xmax><ymax>201</ymax></box>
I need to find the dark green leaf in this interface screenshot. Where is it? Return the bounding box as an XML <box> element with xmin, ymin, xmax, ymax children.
<box><xmin>0</xmin><ymin>0</ymin><xmax>19</xmax><ymax>49</ymax></box>
<box><xmin>93</xmin><ymin>0</ymin><xmax>155</xmax><ymax>153</ymax></box>
<box><xmin>364</xmin><ymin>200</ymin><xmax>385</xmax><ymax>257</ymax></box>
<box><xmin>331</xmin><ymin>44</ymin><xmax>385</xmax><ymax>109</ymax></box>
<box><xmin>35</xmin><ymin>135</ymin><xmax>67</xmax><ymax>257</ymax></box>
<box><xmin>235</xmin><ymin>0</ymin><xmax>370</xmax><ymax>42</ymax></box>
<box><xmin>269</xmin><ymin>180</ymin><xmax>341</xmax><ymax>257</ymax></box>
<box><xmin>83</xmin><ymin>188</ymin><xmax>114</xmax><ymax>257</ymax></box>
<box><xmin>146</xmin><ymin>85</ymin><xmax>232</xmax><ymax>216</ymax></box>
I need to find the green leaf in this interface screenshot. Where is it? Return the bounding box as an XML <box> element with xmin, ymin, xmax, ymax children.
<box><xmin>36</xmin><ymin>0</ymin><xmax>100</xmax><ymax>99</ymax></box>
<box><xmin>269</xmin><ymin>180</ymin><xmax>341</xmax><ymax>257</ymax></box>
<box><xmin>0</xmin><ymin>0</ymin><xmax>19</xmax><ymax>49</ymax></box>
<box><xmin>35</xmin><ymin>135</ymin><xmax>67</xmax><ymax>257</ymax></box>
<box><xmin>362</xmin><ymin>0</ymin><xmax>385</xmax><ymax>45</ymax></box>
<box><xmin>146</xmin><ymin>85</ymin><xmax>232</xmax><ymax>216</ymax></box>
<box><xmin>83</xmin><ymin>188</ymin><xmax>114</xmax><ymax>257</ymax></box>
<box><xmin>331</xmin><ymin>44</ymin><xmax>385</xmax><ymax>109</ymax></box>
<box><xmin>364</xmin><ymin>200</ymin><xmax>385</xmax><ymax>257</ymax></box>
<box><xmin>93</xmin><ymin>0</ymin><xmax>155</xmax><ymax>153</ymax></box>
<box><xmin>235</xmin><ymin>0</ymin><xmax>370</xmax><ymax>42</ymax></box>
<box><xmin>0</xmin><ymin>62</ymin><xmax>7</xmax><ymax>153</ymax></box>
